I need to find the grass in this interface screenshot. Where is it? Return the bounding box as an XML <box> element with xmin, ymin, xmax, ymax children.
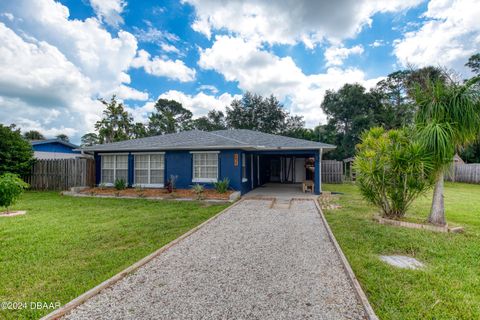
<box><xmin>0</xmin><ymin>192</ymin><xmax>228</xmax><ymax>320</ymax></box>
<box><xmin>322</xmin><ymin>182</ymin><xmax>480</xmax><ymax>320</ymax></box>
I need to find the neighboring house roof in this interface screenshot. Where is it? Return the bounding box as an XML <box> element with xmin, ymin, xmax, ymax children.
<box><xmin>34</xmin><ymin>151</ymin><xmax>93</xmax><ymax>160</ymax></box>
<box><xmin>30</xmin><ymin>139</ymin><xmax>80</xmax><ymax>149</ymax></box>
<box><xmin>82</xmin><ymin>129</ymin><xmax>336</xmax><ymax>152</ymax></box>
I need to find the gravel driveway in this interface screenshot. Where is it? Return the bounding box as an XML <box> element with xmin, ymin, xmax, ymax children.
<box><xmin>63</xmin><ymin>199</ymin><xmax>366</xmax><ymax>320</ymax></box>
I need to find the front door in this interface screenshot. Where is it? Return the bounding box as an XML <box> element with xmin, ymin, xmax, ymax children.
<box><xmin>270</xmin><ymin>158</ymin><xmax>281</xmax><ymax>182</ymax></box>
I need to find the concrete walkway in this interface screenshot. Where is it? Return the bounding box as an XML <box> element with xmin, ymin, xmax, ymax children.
<box><xmin>244</xmin><ymin>183</ymin><xmax>318</xmax><ymax>199</ymax></box>
<box><xmin>63</xmin><ymin>199</ymin><xmax>367</xmax><ymax>320</ymax></box>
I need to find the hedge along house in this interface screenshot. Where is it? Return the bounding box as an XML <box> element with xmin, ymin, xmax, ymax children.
<box><xmin>81</xmin><ymin>129</ymin><xmax>336</xmax><ymax>195</ymax></box>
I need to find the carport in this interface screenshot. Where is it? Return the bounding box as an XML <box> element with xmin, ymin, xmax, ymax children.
<box><xmin>243</xmin><ymin>148</ymin><xmax>332</xmax><ymax>195</ymax></box>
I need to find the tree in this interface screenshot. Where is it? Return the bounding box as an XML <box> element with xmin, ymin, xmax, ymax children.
<box><xmin>355</xmin><ymin>127</ymin><xmax>434</xmax><ymax>218</ymax></box>
<box><xmin>374</xmin><ymin>70</ymin><xmax>416</xmax><ymax>128</ymax></box>
<box><xmin>321</xmin><ymin>83</ymin><xmax>384</xmax><ymax>160</ymax></box>
<box><xmin>193</xmin><ymin>110</ymin><xmax>227</xmax><ymax>131</ymax></box>
<box><xmin>80</xmin><ymin>133</ymin><xmax>100</xmax><ymax>147</ymax></box>
<box><xmin>23</xmin><ymin>130</ymin><xmax>45</xmax><ymax>140</ymax></box>
<box><xmin>414</xmin><ymin>76</ymin><xmax>480</xmax><ymax>225</ymax></box>
<box><xmin>466</xmin><ymin>53</ymin><xmax>480</xmax><ymax>75</ymax></box>
<box><xmin>95</xmin><ymin>95</ymin><xmax>135</xmax><ymax>143</ymax></box>
<box><xmin>56</xmin><ymin>134</ymin><xmax>69</xmax><ymax>142</ymax></box>
<box><xmin>132</xmin><ymin>122</ymin><xmax>148</xmax><ymax>139</ymax></box>
<box><xmin>0</xmin><ymin>124</ymin><xmax>34</xmax><ymax>176</ymax></box>
<box><xmin>148</xmin><ymin>99</ymin><xmax>193</xmax><ymax>135</ymax></box>
<box><xmin>225</xmin><ymin>92</ymin><xmax>303</xmax><ymax>134</ymax></box>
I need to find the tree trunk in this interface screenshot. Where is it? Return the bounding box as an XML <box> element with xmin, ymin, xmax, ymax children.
<box><xmin>428</xmin><ymin>172</ymin><xmax>446</xmax><ymax>226</ymax></box>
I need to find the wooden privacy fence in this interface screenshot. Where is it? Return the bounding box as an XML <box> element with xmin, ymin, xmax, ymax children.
<box><xmin>321</xmin><ymin>160</ymin><xmax>343</xmax><ymax>183</ymax></box>
<box><xmin>445</xmin><ymin>163</ymin><xmax>480</xmax><ymax>184</ymax></box>
<box><xmin>24</xmin><ymin>158</ymin><xmax>95</xmax><ymax>191</ymax></box>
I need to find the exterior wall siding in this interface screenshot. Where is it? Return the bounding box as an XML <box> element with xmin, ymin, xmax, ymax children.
<box><xmin>94</xmin><ymin>148</ymin><xmax>322</xmax><ymax>195</ymax></box>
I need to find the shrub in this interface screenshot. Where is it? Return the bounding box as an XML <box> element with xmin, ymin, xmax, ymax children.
<box><xmin>355</xmin><ymin>127</ymin><xmax>434</xmax><ymax>219</ymax></box>
<box><xmin>0</xmin><ymin>173</ymin><xmax>29</xmax><ymax>213</ymax></box>
<box><xmin>213</xmin><ymin>178</ymin><xmax>230</xmax><ymax>193</ymax></box>
<box><xmin>192</xmin><ymin>183</ymin><xmax>205</xmax><ymax>200</ymax></box>
<box><xmin>114</xmin><ymin>178</ymin><xmax>126</xmax><ymax>190</ymax></box>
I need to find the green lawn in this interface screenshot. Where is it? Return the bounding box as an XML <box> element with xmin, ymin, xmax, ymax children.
<box><xmin>322</xmin><ymin>182</ymin><xmax>480</xmax><ymax>320</ymax></box>
<box><xmin>0</xmin><ymin>192</ymin><xmax>228</xmax><ymax>320</ymax></box>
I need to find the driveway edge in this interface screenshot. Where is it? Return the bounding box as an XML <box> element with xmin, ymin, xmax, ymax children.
<box><xmin>313</xmin><ymin>199</ymin><xmax>379</xmax><ymax>320</ymax></box>
<box><xmin>40</xmin><ymin>200</ymin><xmax>243</xmax><ymax>320</ymax></box>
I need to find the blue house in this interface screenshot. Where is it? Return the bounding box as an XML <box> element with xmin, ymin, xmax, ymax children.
<box><xmin>31</xmin><ymin>139</ymin><xmax>88</xmax><ymax>159</ymax></box>
<box><xmin>82</xmin><ymin>129</ymin><xmax>335</xmax><ymax>195</ymax></box>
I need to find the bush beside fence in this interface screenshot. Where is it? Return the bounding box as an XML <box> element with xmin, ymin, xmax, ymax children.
<box><xmin>24</xmin><ymin>158</ymin><xmax>95</xmax><ymax>191</ymax></box>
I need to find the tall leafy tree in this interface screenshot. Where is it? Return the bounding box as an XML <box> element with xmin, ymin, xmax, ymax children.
<box><xmin>226</xmin><ymin>92</ymin><xmax>303</xmax><ymax>134</ymax></box>
<box><xmin>0</xmin><ymin>124</ymin><xmax>34</xmax><ymax>176</ymax></box>
<box><xmin>56</xmin><ymin>134</ymin><xmax>70</xmax><ymax>142</ymax></box>
<box><xmin>460</xmin><ymin>53</ymin><xmax>480</xmax><ymax>162</ymax></box>
<box><xmin>321</xmin><ymin>83</ymin><xmax>384</xmax><ymax>159</ymax></box>
<box><xmin>23</xmin><ymin>130</ymin><xmax>45</xmax><ymax>140</ymax></box>
<box><xmin>414</xmin><ymin>76</ymin><xmax>480</xmax><ymax>225</ymax></box>
<box><xmin>374</xmin><ymin>70</ymin><xmax>416</xmax><ymax>128</ymax></box>
<box><xmin>132</xmin><ymin>122</ymin><xmax>148</xmax><ymax>138</ymax></box>
<box><xmin>80</xmin><ymin>133</ymin><xmax>100</xmax><ymax>147</ymax></box>
<box><xmin>148</xmin><ymin>99</ymin><xmax>193</xmax><ymax>135</ymax></box>
<box><xmin>194</xmin><ymin>110</ymin><xmax>227</xmax><ymax>131</ymax></box>
<box><xmin>466</xmin><ymin>53</ymin><xmax>480</xmax><ymax>75</ymax></box>
<box><xmin>94</xmin><ymin>95</ymin><xmax>134</xmax><ymax>143</ymax></box>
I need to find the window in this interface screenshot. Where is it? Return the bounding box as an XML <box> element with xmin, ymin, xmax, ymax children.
<box><xmin>134</xmin><ymin>153</ymin><xmax>165</xmax><ymax>186</ymax></box>
<box><xmin>101</xmin><ymin>154</ymin><xmax>128</xmax><ymax>185</ymax></box>
<box><xmin>192</xmin><ymin>152</ymin><xmax>218</xmax><ymax>182</ymax></box>
<box><xmin>242</xmin><ymin>153</ymin><xmax>247</xmax><ymax>182</ymax></box>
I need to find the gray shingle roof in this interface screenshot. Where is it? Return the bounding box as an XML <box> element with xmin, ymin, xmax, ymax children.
<box><xmin>81</xmin><ymin>129</ymin><xmax>335</xmax><ymax>152</ymax></box>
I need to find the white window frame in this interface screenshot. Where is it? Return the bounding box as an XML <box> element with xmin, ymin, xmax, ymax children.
<box><xmin>190</xmin><ymin>151</ymin><xmax>219</xmax><ymax>183</ymax></box>
<box><xmin>99</xmin><ymin>153</ymin><xmax>128</xmax><ymax>186</ymax></box>
<box><xmin>242</xmin><ymin>153</ymin><xmax>248</xmax><ymax>182</ymax></box>
<box><xmin>133</xmin><ymin>152</ymin><xmax>165</xmax><ymax>188</ymax></box>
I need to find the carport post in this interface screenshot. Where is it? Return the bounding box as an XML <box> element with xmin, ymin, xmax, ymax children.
<box><xmin>314</xmin><ymin>148</ymin><xmax>323</xmax><ymax>195</ymax></box>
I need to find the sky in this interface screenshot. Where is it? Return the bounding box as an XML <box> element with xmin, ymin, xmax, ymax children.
<box><xmin>0</xmin><ymin>0</ymin><xmax>479</xmax><ymax>143</ymax></box>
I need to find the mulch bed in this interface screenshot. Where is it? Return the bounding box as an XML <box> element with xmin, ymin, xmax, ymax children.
<box><xmin>79</xmin><ymin>188</ymin><xmax>233</xmax><ymax>200</ymax></box>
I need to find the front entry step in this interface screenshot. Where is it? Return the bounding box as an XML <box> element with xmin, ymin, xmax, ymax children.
<box><xmin>270</xmin><ymin>198</ymin><xmax>292</xmax><ymax>209</ymax></box>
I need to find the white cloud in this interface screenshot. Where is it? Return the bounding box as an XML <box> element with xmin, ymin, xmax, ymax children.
<box><xmin>184</xmin><ymin>0</ymin><xmax>423</xmax><ymax>47</ymax></box>
<box><xmin>1</xmin><ymin>12</ymin><xmax>14</xmax><ymax>21</ymax></box>
<box><xmin>134</xmin><ymin>25</ymin><xmax>179</xmax><ymax>44</ymax></box>
<box><xmin>197</xmin><ymin>85</ymin><xmax>219</xmax><ymax>94</ymax></box>
<box><xmin>89</xmin><ymin>0</ymin><xmax>126</xmax><ymax>27</ymax></box>
<box><xmin>198</xmin><ymin>35</ymin><xmax>381</xmax><ymax>126</ymax></box>
<box><xmin>0</xmin><ymin>22</ymin><xmax>101</xmax><ymax>138</ymax></box>
<box><xmin>0</xmin><ymin>0</ymin><xmax>140</xmax><ymax>141</ymax></box>
<box><xmin>0</xmin><ymin>0</ymin><xmax>195</xmax><ymax>141</ymax></box>
<box><xmin>108</xmin><ymin>84</ymin><xmax>149</xmax><ymax>101</ymax></box>
<box><xmin>160</xmin><ymin>43</ymin><xmax>180</xmax><ymax>54</ymax></box>
<box><xmin>394</xmin><ymin>0</ymin><xmax>480</xmax><ymax>75</ymax></box>
<box><xmin>131</xmin><ymin>49</ymin><xmax>196</xmax><ymax>82</ymax></box>
<box><xmin>324</xmin><ymin>45</ymin><xmax>364</xmax><ymax>66</ymax></box>
<box><xmin>129</xmin><ymin>91</ymin><xmax>240</xmax><ymax>123</ymax></box>
<box><xmin>369</xmin><ymin>40</ymin><xmax>385</xmax><ymax>47</ymax></box>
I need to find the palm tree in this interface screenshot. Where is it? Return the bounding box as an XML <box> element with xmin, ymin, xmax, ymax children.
<box><xmin>414</xmin><ymin>76</ymin><xmax>480</xmax><ymax>225</ymax></box>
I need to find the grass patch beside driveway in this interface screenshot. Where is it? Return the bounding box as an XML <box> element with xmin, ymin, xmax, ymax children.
<box><xmin>0</xmin><ymin>192</ymin><xmax>228</xmax><ymax>320</ymax></box>
<box><xmin>322</xmin><ymin>182</ymin><xmax>480</xmax><ymax>320</ymax></box>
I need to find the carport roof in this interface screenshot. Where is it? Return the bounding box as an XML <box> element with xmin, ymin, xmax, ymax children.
<box><xmin>81</xmin><ymin>129</ymin><xmax>336</xmax><ymax>152</ymax></box>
